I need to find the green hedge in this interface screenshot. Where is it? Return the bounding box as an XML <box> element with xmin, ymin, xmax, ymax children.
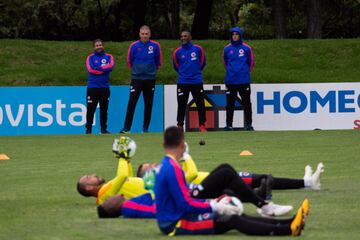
<box><xmin>0</xmin><ymin>39</ymin><xmax>359</xmax><ymax>86</ymax></box>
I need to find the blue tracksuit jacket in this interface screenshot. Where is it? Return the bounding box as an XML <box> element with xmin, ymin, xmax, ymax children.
<box><xmin>154</xmin><ymin>155</ymin><xmax>212</xmax><ymax>234</ymax></box>
<box><xmin>173</xmin><ymin>42</ymin><xmax>206</xmax><ymax>84</ymax></box>
<box><xmin>86</xmin><ymin>51</ymin><xmax>115</xmax><ymax>88</ymax></box>
<box><xmin>127</xmin><ymin>40</ymin><xmax>162</xmax><ymax>80</ymax></box>
<box><xmin>121</xmin><ymin>192</ymin><xmax>156</xmax><ymax>218</ymax></box>
<box><xmin>223</xmin><ymin>27</ymin><xmax>254</xmax><ymax>85</ymax></box>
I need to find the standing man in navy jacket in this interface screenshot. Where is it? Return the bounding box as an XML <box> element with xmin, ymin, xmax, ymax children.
<box><xmin>173</xmin><ymin>31</ymin><xmax>207</xmax><ymax>132</ymax></box>
<box><xmin>85</xmin><ymin>39</ymin><xmax>115</xmax><ymax>134</ymax></box>
<box><xmin>121</xmin><ymin>25</ymin><xmax>162</xmax><ymax>133</ymax></box>
<box><xmin>223</xmin><ymin>27</ymin><xmax>254</xmax><ymax>131</ymax></box>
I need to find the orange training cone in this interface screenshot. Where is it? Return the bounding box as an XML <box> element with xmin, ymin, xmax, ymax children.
<box><xmin>240</xmin><ymin>150</ymin><xmax>253</xmax><ymax>156</ymax></box>
<box><xmin>0</xmin><ymin>154</ymin><xmax>10</xmax><ymax>160</ymax></box>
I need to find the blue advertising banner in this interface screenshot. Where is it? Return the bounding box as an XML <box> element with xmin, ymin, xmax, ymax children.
<box><xmin>0</xmin><ymin>86</ymin><xmax>164</xmax><ymax>136</ymax></box>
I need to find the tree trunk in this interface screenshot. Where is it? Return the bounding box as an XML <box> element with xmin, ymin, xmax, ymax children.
<box><xmin>112</xmin><ymin>0</ymin><xmax>131</xmax><ymax>40</ymax></box>
<box><xmin>132</xmin><ymin>0</ymin><xmax>147</xmax><ymax>38</ymax></box>
<box><xmin>191</xmin><ymin>0</ymin><xmax>214</xmax><ymax>39</ymax></box>
<box><xmin>170</xmin><ymin>0</ymin><xmax>180</xmax><ymax>38</ymax></box>
<box><xmin>273</xmin><ymin>0</ymin><xmax>287</xmax><ymax>39</ymax></box>
<box><xmin>228</xmin><ymin>3</ymin><xmax>242</xmax><ymax>27</ymax></box>
<box><xmin>307</xmin><ymin>0</ymin><xmax>322</xmax><ymax>38</ymax></box>
<box><xmin>88</xmin><ymin>10</ymin><xmax>96</xmax><ymax>39</ymax></box>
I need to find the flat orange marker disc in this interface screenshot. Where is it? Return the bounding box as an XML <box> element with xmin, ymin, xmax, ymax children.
<box><xmin>0</xmin><ymin>154</ymin><xmax>10</xmax><ymax>160</ymax></box>
<box><xmin>239</xmin><ymin>150</ymin><xmax>253</xmax><ymax>156</ymax></box>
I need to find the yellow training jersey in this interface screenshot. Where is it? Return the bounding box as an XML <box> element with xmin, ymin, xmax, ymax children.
<box><xmin>181</xmin><ymin>156</ymin><xmax>209</xmax><ymax>185</ymax></box>
<box><xmin>96</xmin><ymin>158</ymin><xmax>149</xmax><ymax>205</ymax></box>
<box><xmin>191</xmin><ymin>171</ymin><xmax>209</xmax><ymax>184</ymax></box>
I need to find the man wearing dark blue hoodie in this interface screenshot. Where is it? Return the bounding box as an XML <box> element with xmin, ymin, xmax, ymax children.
<box><xmin>173</xmin><ymin>31</ymin><xmax>207</xmax><ymax>132</ymax></box>
<box><xmin>223</xmin><ymin>27</ymin><xmax>254</xmax><ymax>131</ymax></box>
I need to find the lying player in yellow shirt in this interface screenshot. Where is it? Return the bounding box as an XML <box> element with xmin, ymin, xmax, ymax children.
<box><xmin>138</xmin><ymin>150</ymin><xmax>325</xmax><ymax>201</ymax></box>
<box><xmin>77</xmin><ymin>137</ymin><xmax>196</xmax><ymax>205</ymax></box>
<box><xmin>78</xmin><ymin>137</ymin><xmax>294</xmax><ymax>217</ymax></box>
<box><xmin>76</xmin><ymin>137</ymin><xmax>148</xmax><ymax>205</ymax></box>
<box><xmin>77</xmin><ymin>136</ymin><xmax>221</xmax><ymax>205</ymax></box>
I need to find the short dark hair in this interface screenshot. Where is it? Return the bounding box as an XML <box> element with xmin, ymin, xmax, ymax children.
<box><xmin>97</xmin><ymin>205</ymin><xmax>121</xmax><ymax>218</ymax></box>
<box><xmin>136</xmin><ymin>164</ymin><xmax>145</xmax><ymax>178</ymax></box>
<box><xmin>76</xmin><ymin>182</ymin><xmax>91</xmax><ymax>197</ymax></box>
<box><xmin>164</xmin><ymin>126</ymin><xmax>184</xmax><ymax>148</ymax></box>
<box><xmin>93</xmin><ymin>39</ymin><xmax>102</xmax><ymax>46</ymax></box>
<box><xmin>97</xmin><ymin>205</ymin><xmax>111</xmax><ymax>218</ymax></box>
<box><xmin>181</xmin><ymin>30</ymin><xmax>191</xmax><ymax>36</ymax></box>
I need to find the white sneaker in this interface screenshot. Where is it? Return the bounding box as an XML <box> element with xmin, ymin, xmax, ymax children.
<box><xmin>257</xmin><ymin>202</ymin><xmax>293</xmax><ymax>217</ymax></box>
<box><xmin>303</xmin><ymin>165</ymin><xmax>313</xmax><ymax>188</ymax></box>
<box><xmin>304</xmin><ymin>165</ymin><xmax>313</xmax><ymax>180</ymax></box>
<box><xmin>311</xmin><ymin>162</ymin><xmax>325</xmax><ymax>190</ymax></box>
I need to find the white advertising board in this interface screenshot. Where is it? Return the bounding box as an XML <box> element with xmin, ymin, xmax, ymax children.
<box><xmin>165</xmin><ymin>83</ymin><xmax>360</xmax><ymax>131</ymax></box>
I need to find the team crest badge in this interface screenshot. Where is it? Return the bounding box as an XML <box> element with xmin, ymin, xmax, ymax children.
<box><xmin>239</xmin><ymin>49</ymin><xmax>244</xmax><ymax>57</ymax></box>
<box><xmin>148</xmin><ymin>45</ymin><xmax>154</xmax><ymax>54</ymax></box>
<box><xmin>101</xmin><ymin>59</ymin><xmax>107</xmax><ymax>64</ymax></box>
<box><xmin>202</xmin><ymin>213</ymin><xmax>210</xmax><ymax>219</ymax></box>
<box><xmin>198</xmin><ymin>213</ymin><xmax>211</xmax><ymax>221</ymax></box>
<box><xmin>191</xmin><ymin>52</ymin><xmax>197</xmax><ymax>60</ymax></box>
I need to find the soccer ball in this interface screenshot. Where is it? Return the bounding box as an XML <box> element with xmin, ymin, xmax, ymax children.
<box><xmin>113</xmin><ymin>136</ymin><xmax>137</xmax><ymax>158</ymax></box>
<box><xmin>126</xmin><ymin>138</ymin><xmax>136</xmax><ymax>158</ymax></box>
<box><xmin>219</xmin><ymin>196</ymin><xmax>244</xmax><ymax>215</ymax></box>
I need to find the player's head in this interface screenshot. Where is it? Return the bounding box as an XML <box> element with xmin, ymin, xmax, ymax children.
<box><xmin>137</xmin><ymin>162</ymin><xmax>158</xmax><ymax>178</ymax></box>
<box><xmin>93</xmin><ymin>39</ymin><xmax>104</xmax><ymax>53</ymax></box>
<box><xmin>163</xmin><ymin>126</ymin><xmax>185</xmax><ymax>160</ymax></box>
<box><xmin>77</xmin><ymin>174</ymin><xmax>105</xmax><ymax>197</ymax></box>
<box><xmin>180</xmin><ymin>30</ymin><xmax>192</xmax><ymax>45</ymax></box>
<box><xmin>230</xmin><ymin>27</ymin><xmax>243</xmax><ymax>43</ymax></box>
<box><xmin>97</xmin><ymin>195</ymin><xmax>126</xmax><ymax>218</ymax></box>
<box><xmin>139</xmin><ymin>25</ymin><xmax>151</xmax><ymax>42</ymax></box>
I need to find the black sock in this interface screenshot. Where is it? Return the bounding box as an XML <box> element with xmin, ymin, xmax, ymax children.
<box><xmin>214</xmin><ymin>215</ymin><xmax>292</xmax><ymax>236</ymax></box>
<box><xmin>273</xmin><ymin>177</ymin><xmax>305</xmax><ymax>189</ymax></box>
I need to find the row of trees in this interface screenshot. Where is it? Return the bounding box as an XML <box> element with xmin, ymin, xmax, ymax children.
<box><xmin>1</xmin><ymin>0</ymin><xmax>359</xmax><ymax>40</ymax></box>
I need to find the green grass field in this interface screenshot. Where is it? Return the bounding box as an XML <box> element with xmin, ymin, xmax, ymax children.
<box><xmin>1</xmin><ymin>38</ymin><xmax>360</xmax><ymax>86</ymax></box>
<box><xmin>0</xmin><ymin>130</ymin><xmax>359</xmax><ymax>239</ymax></box>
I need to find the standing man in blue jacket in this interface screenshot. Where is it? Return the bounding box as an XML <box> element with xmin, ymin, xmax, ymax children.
<box><xmin>154</xmin><ymin>126</ymin><xmax>306</xmax><ymax>237</ymax></box>
<box><xmin>121</xmin><ymin>25</ymin><xmax>162</xmax><ymax>133</ymax></box>
<box><xmin>223</xmin><ymin>27</ymin><xmax>254</xmax><ymax>131</ymax></box>
<box><xmin>85</xmin><ymin>39</ymin><xmax>115</xmax><ymax>134</ymax></box>
<box><xmin>173</xmin><ymin>31</ymin><xmax>207</xmax><ymax>132</ymax></box>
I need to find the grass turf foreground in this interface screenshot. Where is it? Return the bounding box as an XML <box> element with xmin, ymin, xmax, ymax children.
<box><xmin>0</xmin><ymin>130</ymin><xmax>359</xmax><ymax>239</ymax></box>
<box><xmin>0</xmin><ymin>38</ymin><xmax>360</xmax><ymax>86</ymax></box>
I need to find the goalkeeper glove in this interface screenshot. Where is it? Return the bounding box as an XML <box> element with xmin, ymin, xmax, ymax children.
<box><xmin>180</xmin><ymin>142</ymin><xmax>190</xmax><ymax>162</ymax></box>
<box><xmin>112</xmin><ymin>138</ymin><xmax>130</xmax><ymax>160</ymax></box>
<box><xmin>209</xmin><ymin>197</ymin><xmax>243</xmax><ymax>216</ymax></box>
<box><xmin>143</xmin><ymin>170</ymin><xmax>156</xmax><ymax>191</ymax></box>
